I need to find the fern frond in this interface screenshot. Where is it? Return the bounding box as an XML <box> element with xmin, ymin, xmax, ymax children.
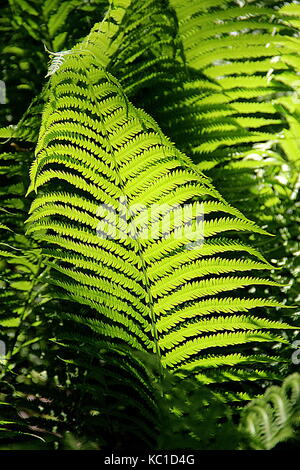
<box><xmin>240</xmin><ymin>373</ymin><xmax>300</xmax><ymax>449</ymax></box>
<box><xmin>26</xmin><ymin>9</ymin><xmax>292</xmax><ymax>392</ymax></box>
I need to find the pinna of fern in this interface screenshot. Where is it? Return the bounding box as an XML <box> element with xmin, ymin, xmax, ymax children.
<box><xmin>24</xmin><ymin>6</ymin><xmax>297</xmax><ymax>398</ymax></box>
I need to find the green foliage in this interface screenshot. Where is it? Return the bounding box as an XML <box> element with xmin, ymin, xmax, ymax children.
<box><xmin>0</xmin><ymin>0</ymin><xmax>299</xmax><ymax>451</ymax></box>
<box><xmin>240</xmin><ymin>372</ymin><xmax>300</xmax><ymax>449</ymax></box>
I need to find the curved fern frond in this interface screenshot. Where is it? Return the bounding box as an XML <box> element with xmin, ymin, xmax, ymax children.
<box><xmin>240</xmin><ymin>372</ymin><xmax>300</xmax><ymax>449</ymax></box>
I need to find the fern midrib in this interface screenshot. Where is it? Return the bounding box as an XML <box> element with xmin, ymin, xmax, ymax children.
<box><xmin>83</xmin><ymin>59</ymin><xmax>163</xmax><ymax>374</ymax></box>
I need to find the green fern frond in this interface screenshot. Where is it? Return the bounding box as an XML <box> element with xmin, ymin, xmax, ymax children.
<box><xmin>25</xmin><ymin>10</ymin><xmax>292</xmax><ymax>391</ymax></box>
<box><xmin>240</xmin><ymin>372</ymin><xmax>300</xmax><ymax>449</ymax></box>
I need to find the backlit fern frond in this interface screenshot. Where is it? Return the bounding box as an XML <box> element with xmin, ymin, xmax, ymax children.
<box><xmin>25</xmin><ymin>13</ymin><xmax>295</xmax><ymax>391</ymax></box>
